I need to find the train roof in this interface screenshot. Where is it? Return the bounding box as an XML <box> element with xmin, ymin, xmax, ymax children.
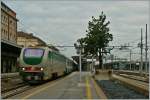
<box><xmin>22</xmin><ymin>46</ymin><xmax>56</xmax><ymax>52</ymax></box>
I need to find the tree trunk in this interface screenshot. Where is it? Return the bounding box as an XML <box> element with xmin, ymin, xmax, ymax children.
<box><xmin>99</xmin><ymin>51</ymin><xmax>103</xmax><ymax>69</ymax></box>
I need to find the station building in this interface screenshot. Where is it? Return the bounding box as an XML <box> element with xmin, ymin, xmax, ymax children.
<box><xmin>1</xmin><ymin>2</ymin><xmax>60</xmax><ymax>73</ymax></box>
<box><xmin>1</xmin><ymin>2</ymin><xmax>17</xmax><ymax>43</ymax></box>
<box><xmin>1</xmin><ymin>1</ymin><xmax>21</xmax><ymax>73</ymax></box>
<box><xmin>17</xmin><ymin>31</ymin><xmax>60</xmax><ymax>52</ymax></box>
<box><xmin>17</xmin><ymin>31</ymin><xmax>47</xmax><ymax>47</ymax></box>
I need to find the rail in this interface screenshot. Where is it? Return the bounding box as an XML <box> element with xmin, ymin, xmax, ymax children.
<box><xmin>112</xmin><ymin>70</ymin><xmax>149</xmax><ymax>77</ymax></box>
<box><xmin>1</xmin><ymin>72</ymin><xmax>20</xmax><ymax>79</ymax></box>
<box><xmin>2</xmin><ymin>84</ymin><xmax>31</xmax><ymax>99</ymax></box>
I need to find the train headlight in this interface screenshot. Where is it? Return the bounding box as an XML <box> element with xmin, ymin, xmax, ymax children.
<box><xmin>22</xmin><ymin>67</ymin><xmax>25</xmax><ymax>71</ymax></box>
<box><xmin>40</xmin><ymin>68</ymin><xmax>44</xmax><ymax>71</ymax></box>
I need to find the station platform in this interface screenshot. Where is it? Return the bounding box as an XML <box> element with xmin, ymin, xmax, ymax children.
<box><xmin>9</xmin><ymin>72</ymin><xmax>102</xmax><ymax>99</ymax></box>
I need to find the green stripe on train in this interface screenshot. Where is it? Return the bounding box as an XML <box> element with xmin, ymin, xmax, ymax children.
<box><xmin>24</xmin><ymin>57</ymin><xmax>43</xmax><ymax>65</ymax></box>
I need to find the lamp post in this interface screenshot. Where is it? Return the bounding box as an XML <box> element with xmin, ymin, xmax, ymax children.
<box><xmin>79</xmin><ymin>48</ymin><xmax>82</xmax><ymax>82</ymax></box>
<box><xmin>129</xmin><ymin>49</ymin><xmax>132</xmax><ymax>70</ymax></box>
<box><xmin>74</xmin><ymin>43</ymin><xmax>83</xmax><ymax>82</ymax></box>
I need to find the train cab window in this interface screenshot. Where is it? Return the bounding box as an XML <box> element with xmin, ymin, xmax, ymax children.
<box><xmin>23</xmin><ymin>48</ymin><xmax>44</xmax><ymax>65</ymax></box>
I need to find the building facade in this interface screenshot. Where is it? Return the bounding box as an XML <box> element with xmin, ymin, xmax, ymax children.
<box><xmin>17</xmin><ymin>31</ymin><xmax>47</xmax><ymax>47</ymax></box>
<box><xmin>17</xmin><ymin>32</ymin><xmax>60</xmax><ymax>52</ymax></box>
<box><xmin>1</xmin><ymin>2</ymin><xmax>22</xmax><ymax>73</ymax></box>
<box><xmin>1</xmin><ymin>2</ymin><xmax>17</xmax><ymax>43</ymax></box>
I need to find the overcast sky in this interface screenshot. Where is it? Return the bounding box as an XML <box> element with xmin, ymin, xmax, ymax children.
<box><xmin>3</xmin><ymin>0</ymin><xmax>149</xmax><ymax>61</ymax></box>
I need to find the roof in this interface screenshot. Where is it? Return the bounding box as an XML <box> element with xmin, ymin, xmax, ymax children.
<box><xmin>47</xmin><ymin>44</ymin><xmax>59</xmax><ymax>52</ymax></box>
<box><xmin>17</xmin><ymin>31</ymin><xmax>46</xmax><ymax>46</ymax></box>
<box><xmin>17</xmin><ymin>31</ymin><xmax>60</xmax><ymax>52</ymax></box>
<box><xmin>1</xmin><ymin>38</ymin><xmax>22</xmax><ymax>49</ymax></box>
<box><xmin>1</xmin><ymin>1</ymin><xmax>16</xmax><ymax>16</ymax></box>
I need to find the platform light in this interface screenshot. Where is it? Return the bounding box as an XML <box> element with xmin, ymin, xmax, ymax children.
<box><xmin>40</xmin><ymin>68</ymin><xmax>44</xmax><ymax>71</ymax></box>
<box><xmin>22</xmin><ymin>67</ymin><xmax>25</xmax><ymax>71</ymax></box>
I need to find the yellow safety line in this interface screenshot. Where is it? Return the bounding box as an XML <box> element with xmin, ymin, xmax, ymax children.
<box><xmin>91</xmin><ymin>78</ymin><xmax>107</xmax><ymax>99</ymax></box>
<box><xmin>86</xmin><ymin>76</ymin><xmax>92</xmax><ymax>99</ymax></box>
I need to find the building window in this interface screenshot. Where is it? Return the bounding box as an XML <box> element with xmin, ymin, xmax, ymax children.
<box><xmin>5</xmin><ymin>33</ymin><xmax>6</xmax><ymax>38</ymax></box>
<box><xmin>6</xmin><ymin>17</ymin><xmax>7</xmax><ymax>23</ymax></box>
<box><xmin>2</xmin><ymin>15</ymin><xmax>4</xmax><ymax>23</ymax></box>
<box><xmin>14</xmin><ymin>22</ymin><xmax>16</xmax><ymax>26</ymax></box>
<box><xmin>4</xmin><ymin>30</ymin><xmax>5</xmax><ymax>34</ymax></box>
<box><xmin>6</xmin><ymin>31</ymin><xmax>8</xmax><ymax>34</ymax></box>
<box><xmin>4</xmin><ymin>16</ymin><xmax>6</xmax><ymax>22</ymax></box>
<box><xmin>1</xmin><ymin>29</ymin><xmax>3</xmax><ymax>34</ymax></box>
<box><xmin>10</xmin><ymin>20</ymin><xmax>12</xmax><ymax>24</ymax></box>
<box><xmin>1</xmin><ymin>15</ymin><xmax>3</xmax><ymax>22</ymax></box>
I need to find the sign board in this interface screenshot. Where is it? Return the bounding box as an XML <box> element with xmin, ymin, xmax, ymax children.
<box><xmin>86</xmin><ymin>59</ymin><xmax>96</xmax><ymax>62</ymax></box>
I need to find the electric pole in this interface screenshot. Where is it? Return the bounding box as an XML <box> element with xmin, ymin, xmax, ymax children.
<box><xmin>140</xmin><ymin>28</ymin><xmax>143</xmax><ymax>75</ymax></box>
<box><xmin>145</xmin><ymin>24</ymin><xmax>148</xmax><ymax>73</ymax></box>
<box><xmin>79</xmin><ymin>47</ymin><xmax>82</xmax><ymax>82</ymax></box>
<box><xmin>111</xmin><ymin>54</ymin><xmax>114</xmax><ymax>69</ymax></box>
<box><xmin>130</xmin><ymin>49</ymin><xmax>132</xmax><ymax>70</ymax></box>
<box><xmin>92</xmin><ymin>56</ymin><xmax>94</xmax><ymax>71</ymax></box>
<box><xmin>74</xmin><ymin>43</ymin><xmax>82</xmax><ymax>83</ymax></box>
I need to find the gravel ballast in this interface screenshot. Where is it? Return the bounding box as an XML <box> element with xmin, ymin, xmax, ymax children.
<box><xmin>96</xmin><ymin>80</ymin><xmax>149</xmax><ymax>99</ymax></box>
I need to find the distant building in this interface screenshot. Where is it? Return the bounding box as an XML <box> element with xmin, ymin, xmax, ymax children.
<box><xmin>1</xmin><ymin>2</ymin><xmax>18</xmax><ymax>43</ymax></box>
<box><xmin>72</xmin><ymin>56</ymin><xmax>88</xmax><ymax>71</ymax></box>
<box><xmin>17</xmin><ymin>31</ymin><xmax>47</xmax><ymax>47</ymax></box>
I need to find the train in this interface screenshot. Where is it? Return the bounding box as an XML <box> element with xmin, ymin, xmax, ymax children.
<box><xmin>19</xmin><ymin>46</ymin><xmax>75</xmax><ymax>83</ymax></box>
<box><xmin>103</xmin><ymin>61</ymin><xmax>149</xmax><ymax>71</ymax></box>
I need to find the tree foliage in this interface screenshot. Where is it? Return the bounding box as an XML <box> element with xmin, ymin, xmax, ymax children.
<box><xmin>75</xmin><ymin>11</ymin><xmax>113</xmax><ymax>68</ymax></box>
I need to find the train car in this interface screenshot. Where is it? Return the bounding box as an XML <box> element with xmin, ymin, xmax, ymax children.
<box><xmin>65</xmin><ymin>58</ymin><xmax>74</xmax><ymax>74</ymax></box>
<box><xmin>19</xmin><ymin>46</ymin><xmax>74</xmax><ymax>83</ymax></box>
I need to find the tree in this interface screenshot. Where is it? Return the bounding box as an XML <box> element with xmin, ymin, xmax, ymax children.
<box><xmin>75</xmin><ymin>11</ymin><xmax>113</xmax><ymax>69</ymax></box>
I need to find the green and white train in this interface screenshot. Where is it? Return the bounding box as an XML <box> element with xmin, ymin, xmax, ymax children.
<box><xmin>19</xmin><ymin>47</ymin><xmax>74</xmax><ymax>83</ymax></box>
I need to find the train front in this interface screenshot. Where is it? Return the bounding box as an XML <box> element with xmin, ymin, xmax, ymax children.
<box><xmin>19</xmin><ymin>47</ymin><xmax>45</xmax><ymax>84</ymax></box>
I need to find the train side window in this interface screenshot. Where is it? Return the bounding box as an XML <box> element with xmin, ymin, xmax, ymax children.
<box><xmin>48</xmin><ymin>51</ymin><xmax>52</xmax><ymax>64</ymax></box>
<box><xmin>48</xmin><ymin>51</ymin><xmax>51</xmax><ymax>59</ymax></box>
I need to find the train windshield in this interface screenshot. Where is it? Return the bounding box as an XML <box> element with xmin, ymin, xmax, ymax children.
<box><xmin>24</xmin><ymin>48</ymin><xmax>44</xmax><ymax>58</ymax></box>
<box><xmin>23</xmin><ymin>48</ymin><xmax>44</xmax><ymax>65</ymax></box>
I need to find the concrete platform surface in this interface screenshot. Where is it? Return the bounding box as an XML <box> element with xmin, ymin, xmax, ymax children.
<box><xmin>9</xmin><ymin>72</ymin><xmax>100</xmax><ymax>99</ymax></box>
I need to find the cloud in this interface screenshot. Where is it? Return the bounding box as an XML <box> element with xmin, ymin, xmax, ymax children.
<box><xmin>2</xmin><ymin>0</ymin><xmax>149</xmax><ymax>59</ymax></box>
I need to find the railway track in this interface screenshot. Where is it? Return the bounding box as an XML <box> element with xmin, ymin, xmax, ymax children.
<box><xmin>94</xmin><ymin>70</ymin><xmax>149</xmax><ymax>99</ymax></box>
<box><xmin>118</xmin><ymin>74</ymin><xmax>149</xmax><ymax>83</ymax></box>
<box><xmin>2</xmin><ymin>82</ymin><xmax>27</xmax><ymax>93</ymax></box>
<box><xmin>1</xmin><ymin>73</ymin><xmax>69</xmax><ymax>99</ymax></box>
<box><xmin>96</xmin><ymin>80</ymin><xmax>148</xmax><ymax>99</ymax></box>
<box><xmin>111</xmin><ymin>73</ymin><xmax>149</xmax><ymax>96</ymax></box>
<box><xmin>1</xmin><ymin>73</ymin><xmax>33</xmax><ymax>99</ymax></box>
<box><xmin>113</xmin><ymin>70</ymin><xmax>149</xmax><ymax>77</ymax></box>
<box><xmin>1</xmin><ymin>83</ymin><xmax>34</xmax><ymax>99</ymax></box>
